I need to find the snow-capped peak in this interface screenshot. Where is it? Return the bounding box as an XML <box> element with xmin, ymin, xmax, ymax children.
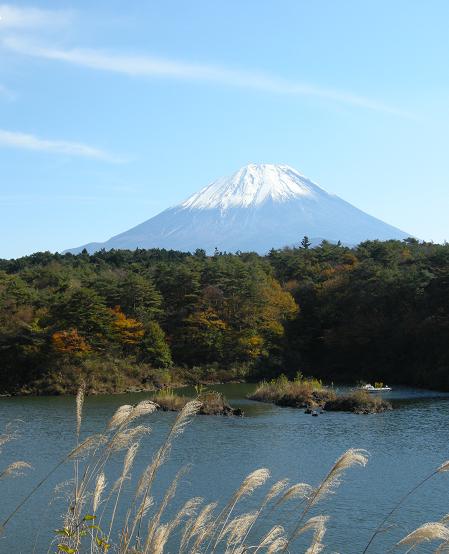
<box><xmin>181</xmin><ymin>163</ymin><xmax>324</xmax><ymax>210</ymax></box>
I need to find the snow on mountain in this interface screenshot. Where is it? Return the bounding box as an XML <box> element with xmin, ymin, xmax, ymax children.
<box><xmin>66</xmin><ymin>163</ymin><xmax>410</xmax><ymax>254</ymax></box>
<box><xmin>181</xmin><ymin>164</ymin><xmax>316</xmax><ymax>210</ymax></box>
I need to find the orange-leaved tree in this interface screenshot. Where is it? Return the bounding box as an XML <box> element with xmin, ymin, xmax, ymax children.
<box><xmin>110</xmin><ymin>306</ymin><xmax>145</xmax><ymax>347</ymax></box>
<box><xmin>51</xmin><ymin>329</ymin><xmax>91</xmax><ymax>356</ymax></box>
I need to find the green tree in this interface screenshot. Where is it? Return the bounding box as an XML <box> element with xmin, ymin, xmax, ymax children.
<box><xmin>139</xmin><ymin>321</ymin><xmax>172</xmax><ymax>367</ymax></box>
<box><xmin>300</xmin><ymin>236</ymin><xmax>312</xmax><ymax>249</ymax></box>
<box><xmin>118</xmin><ymin>273</ymin><xmax>162</xmax><ymax>321</ymax></box>
<box><xmin>50</xmin><ymin>288</ymin><xmax>113</xmax><ymax>343</ymax></box>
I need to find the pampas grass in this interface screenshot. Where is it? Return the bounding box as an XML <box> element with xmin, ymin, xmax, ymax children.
<box><xmin>397</xmin><ymin>522</ymin><xmax>449</xmax><ymax>547</ymax></box>
<box><xmin>76</xmin><ymin>381</ymin><xmax>86</xmax><ymax>439</ymax></box>
<box><xmin>1</xmin><ymin>385</ymin><xmax>449</xmax><ymax>553</ymax></box>
<box><xmin>275</xmin><ymin>482</ymin><xmax>313</xmax><ymax>506</ymax></box>
<box><xmin>0</xmin><ymin>461</ymin><xmax>32</xmax><ymax>480</ymax></box>
<box><xmin>93</xmin><ymin>472</ymin><xmax>106</xmax><ymax>513</ymax></box>
<box><xmin>280</xmin><ymin>449</ymin><xmax>368</xmax><ymax>552</ymax></box>
<box><xmin>179</xmin><ymin>502</ymin><xmax>218</xmax><ymax>553</ymax></box>
<box><xmin>309</xmin><ymin>448</ymin><xmax>369</xmax><ymax>506</ymax></box>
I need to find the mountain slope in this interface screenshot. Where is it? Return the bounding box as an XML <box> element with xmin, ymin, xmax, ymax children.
<box><xmin>67</xmin><ymin>163</ymin><xmax>410</xmax><ymax>254</ymax></box>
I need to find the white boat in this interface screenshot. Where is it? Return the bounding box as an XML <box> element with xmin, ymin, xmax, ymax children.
<box><xmin>358</xmin><ymin>384</ymin><xmax>392</xmax><ymax>393</ymax></box>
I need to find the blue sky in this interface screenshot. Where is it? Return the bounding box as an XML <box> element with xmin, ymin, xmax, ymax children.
<box><xmin>1</xmin><ymin>1</ymin><xmax>449</xmax><ymax>258</ymax></box>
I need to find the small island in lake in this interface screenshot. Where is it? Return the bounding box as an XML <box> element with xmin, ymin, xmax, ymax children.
<box><xmin>151</xmin><ymin>388</ymin><xmax>243</xmax><ymax>416</ymax></box>
<box><xmin>249</xmin><ymin>374</ymin><xmax>392</xmax><ymax>414</ymax></box>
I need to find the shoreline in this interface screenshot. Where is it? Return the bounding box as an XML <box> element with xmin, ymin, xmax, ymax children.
<box><xmin>2</xmin><ymin>379</ymin><xmax>449</xmax><ymax>398</ymax></box>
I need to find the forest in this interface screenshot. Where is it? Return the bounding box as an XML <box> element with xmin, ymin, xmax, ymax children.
<box><xmin>1</xmin><ymin>237</ymin><xmax>449</xmax><ymax>394</ymax></box>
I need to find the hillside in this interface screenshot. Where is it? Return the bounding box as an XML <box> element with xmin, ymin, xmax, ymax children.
<box><xmin>1</xmin><ymin>238</ymin><xmax>449</xmax><ymax>394</ymax></box>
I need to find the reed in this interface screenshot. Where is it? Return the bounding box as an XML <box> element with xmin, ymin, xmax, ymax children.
<box><xmin>0</xmin><ymin>385</ymin><xmax>448</xmax><ymax>553</ymax></box>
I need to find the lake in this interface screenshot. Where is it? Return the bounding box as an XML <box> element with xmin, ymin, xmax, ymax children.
<box><xmin>1</xmin><ymin>384</ymin><xmax>449</xmax><ymax>553</ymax></box>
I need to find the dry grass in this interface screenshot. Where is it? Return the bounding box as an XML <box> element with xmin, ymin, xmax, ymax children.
<box><xmin>152</xmin><ymin>388</ymin><xmax>243</xmax><ymax>416</ymax></box>
<box><xmin>151</xmin><ymin>390</ymin><xmax>188</xmax><ymax>412</ymax></box>
<box><xmin>248</xmin><ymin>374</ymin><xmax>335</xmax><ymax>409</ymax></box>
<box><xmin>0</xmin><ymin>386</ymin><xmax>447</xmax><ymax>553</ymax></box>
<box><xmin>324</xmin><ymin>390</ymin><xmax>392</xmax><ymax>414</ymax></box>
<box><xmin>249</xmin><ymin>376</ymin><xmax>391</xmax><ymax>414</ymax></box>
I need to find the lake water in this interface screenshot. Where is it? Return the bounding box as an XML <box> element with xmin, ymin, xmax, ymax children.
<box><xmin>1</xmin><ymin>384</ymin><xmax>449</xmax><ymax>553</ymax></box>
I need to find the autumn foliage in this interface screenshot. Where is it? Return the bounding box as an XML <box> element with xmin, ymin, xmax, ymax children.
<box><xmin>4</xmin><ymin>237</ymin><xmax>449</xmax><ymax>393</ymax></box>
<box><xmin>110</xmin><ymin>305</ymin><xmax>144</xmax><ymax>345</ymax></box>
<box><xmin>52</xmin><ymin>329</ymin><xmax>91</xmax><ymax>355</ymax></box>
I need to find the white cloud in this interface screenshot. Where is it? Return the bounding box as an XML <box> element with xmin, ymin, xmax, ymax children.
<box><xmin>1</xmin><ymin>36</ymin><xmax>408</xmax><ymax>116</ymax></box>
<box><xmin>0</xmin><ymin>4</ymin><xmax>71</xmax><ymax>29</ymax></box>
<box><xmin>0</xmin><ymin>129</ymin><xmax>119</xmax><ymax>161</ymax></box>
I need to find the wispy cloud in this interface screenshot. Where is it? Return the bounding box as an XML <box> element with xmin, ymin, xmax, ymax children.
<box><xmin>0</xmin><ymin>4</ymin><xmax>72</xmax><ymax>29</ymax></box>
<box><xmin>0</xmin><ymin>129</ymin><xmax>120</xmax><ymax>161</ymax></box>
<box><xmin>1</xmin><ymin>36</ymin><xmax>408</xmax><ymax>116</ymax></box>
<box><xmin>0</xmin><ymin>193</ymin><xmax>101</xmax><ymax>206</ymax></box>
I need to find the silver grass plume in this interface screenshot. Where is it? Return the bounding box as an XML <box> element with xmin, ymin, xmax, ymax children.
<box><xmin>144</xmin><ymin>465</ymin><xmax>191</xmax><ymax>550</ymax></box>
<box><xmin>305</xmin><ymin>541</ymin><xmax>325</xmax><ymax>554</ymax></box>
<box><xmin>438</xmin><ymin>460</ymin><xmax>449</xmax><ymax>473</ymax></box>
<box><xmin>113</xmin><ymin>442</ymin><xmax>140</xmax><ymax>491</ymax></box>
<box><xmin>234</xmin><ymin>468</ymin><xmax>271</xmax><ymax>503</ymax></box>
<box><xmin>254</xmin><ymin>525</ymin><xmax>286</xmax><ymax>552</ymax></box>
<box><xmin>109</xmin><ymin>425</ymin><xmax>150</xmax><ymax>452</ymax></box>
<box><xmin>136</xmin><ymin>496</ymin><xmax>154</xmax><ymax>520</ymax></box>
<box><xmin>128</xmin><ymin>400</ymin><xmax>158</xmax><ymax>423</ymax></box>
<box><xmin>310</xmin><ymin>449</ymin><xmax>368</xmax><ymax>505</ymax></box>
<box><xmin>397</xmin><ymin>522</ymin><xmax>449</xmax><ymax>547</ymax></box>
<box><xmin>293</xmin><ymin>515</ymin><xmax>329</xmax><ymax>542</ymax></box>
<box><xmin>284</xmin><ymin>451</ymin><xmax>367</xmax><ymax>553</ymax></box>
<box><xmin>266</xmin><ymin>537</ymin><xmax>288</xmax><ymax>553</ymax></box>
<box><xmin>276</xmin><ymin>483</ymin><xmax>313</xmax><ymax>506</ymax></box>
<box><xmin>190</xmin><ymin>521</ymin><xmax>216</xmax><ymax>553</ymax></box>
<box><xmin>151</xmin><ymin>498</ymin><xmax>202</xmax><ymax>554</ymax></box>
<box><xmin>304</xmin><ymin>516</ymin><xmax>329</xmax><ymax>554</ymax></box>
<box><xmin>222</xmin><ymin>511</ymin><xmax>258</xmax><ymax>549</ymax></box>
<box><xmin>68</xmin><ymin>434</ymin><xmax>106</xmax><ymax>459</ymax></box>
<box><xmin>0</xmin><ymin>461</ymin><xmax>32</xmax><ymax>479</ymax></box>
<box><xmin>151</xmin><ymin>522</ymin><xmax>171</xmax><ymax>554</ymax></box>
<box><xmin>265</xmin><ymin>479</ymin><xmax>290</xmax><ymax>503</ymax></box>
<box><xmin>136</xmin><ymin>400</ymin><xmax>202</xmax><ymax>498</ymax></box>
<box><xmin>239</xmin><ymin>478</ymin><xmax>290</xmax><ymax>550</ymax></box>
<box><xmin>179</xmin><ymin>516</ymin><xmax>196</xmax><ymax>553</ymax></box>
<box><xmin>108</xmin><ymin>405</ymin><xmax>133</xmax><ymax>430</ymax></box>
<box><xmin>169</xmin><ymin>497</ymin><xmax>203</xmax><ymax>530</ymax></box>
<box><xmin>121</xmin><ymin>400</ymin><xmax>202</xmax><ymax>552</ymax></box>
<box><xmin>108</xmin><ymin>400</ymin><xmax>157</xmax><ymax>435</ymax></box>
<box><xmin>435</xmin><ymin>516</ymin><xmax>449</xmax><ymax>552</ymax></box>
<box><xmin>0</xmin><ymin>421</ymin><xmax>21</xmax><ymax>453</ymax></box>
<box><xmin>53</xmin><ymin>479</ymin><xmax>76</xmax><ymax>500</ymax></box>
<box><xmin>212</xmin><ymin>468</ymin><xmax>270</xmax><ymax>548</ymax></box>
<box><xmin>75</xmin><ymin>381</ymin><xmax>86</xmax><ymax>438</ymax></box>
<box><xmin>170</xmin><ymin>400</ymin><xmax>203</xmax><ymax>440</ymax></box>
<box><xmin>180</xmin><ymin>501</ymin><xmax>217</xmax><ymax>553</ymax></box>
<box><xmin>93</xmin><ymin>472</ymin><xmax>106</xmax><ymax>513</ymax></box>
<box><xmin>136</xmin><ymin>446</ymin><xmax>165</xmax><ymax>499</ymax></box>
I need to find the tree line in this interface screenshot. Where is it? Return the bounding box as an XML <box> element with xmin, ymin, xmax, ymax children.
<box><xmin>1</xmin><ymin>237</ymin><xmax>449</xmax><ymax>393</ymax></box>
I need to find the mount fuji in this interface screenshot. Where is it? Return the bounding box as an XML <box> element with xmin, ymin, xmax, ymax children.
<box><xmin>67</xmin><ymin>163</ymin><xmax>409</xmax><ymax>254</ymax></box>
